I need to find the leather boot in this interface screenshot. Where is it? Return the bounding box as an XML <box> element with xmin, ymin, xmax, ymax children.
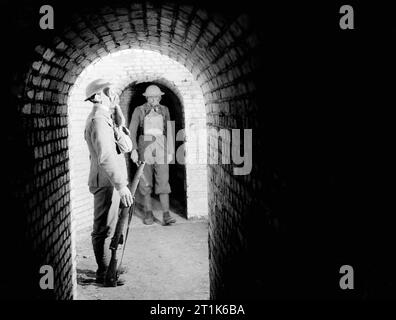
<box><xmin>94</xmin><ymin>238</ymin><xmax>128</xmax><ymax>285</ymax></box>
<box><xmin>143</xmin><ymin>210</ymin><xmax>154</xmax><ymax>225</ymax></box>
<box><xmin>92</xmin><ymin>238</ymin><xmax>109</xmax><ymax>283</ymax></box>
<box><xmin>163</xmin><ymin>211</ymin><xmax>176</xmax><ymax>225</ymax></box>
<box><xmin>103</xmin><ymin>274</ymin><xmax>126</xmax><ymax>287</ymax></box>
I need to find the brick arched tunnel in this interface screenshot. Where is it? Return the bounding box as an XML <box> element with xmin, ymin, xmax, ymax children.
<box><xmin>4</xmin><ymin>0</ymin><xmax>265</xmax><ymax>300</ymax></box>
<box><xmin>3</xmin><ymin>0</ymin><xmax>395</xmax><ymax>300</ymax></box>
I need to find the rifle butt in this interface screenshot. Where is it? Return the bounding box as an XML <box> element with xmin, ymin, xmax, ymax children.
<box><xmin>109</xmin><ymin>206</ymin><xmax>129</xmax><ymax>250</ymax></box>
<box><xmin>104</xmin><ymin>250</ymin><xmax>118</xmax><ymax>287</ymax></box>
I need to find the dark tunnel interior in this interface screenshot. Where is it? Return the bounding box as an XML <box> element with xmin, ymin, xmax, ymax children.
<box><xmin>1</xmin><ymin>0</ymin><xmax>395</xmax><ymax>300</ymax></box>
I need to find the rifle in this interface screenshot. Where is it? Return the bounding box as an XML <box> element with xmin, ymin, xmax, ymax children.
<box><xmin>104</xmin><ymin>161</ymin><xmax>146</xmax><ymax>287</ymax></box>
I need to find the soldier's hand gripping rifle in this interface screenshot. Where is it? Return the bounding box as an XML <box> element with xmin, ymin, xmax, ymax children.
<box><xmin>104</xmin><ymin>161</ymin><xmax>146</xmax><ymax>287</ymax></box>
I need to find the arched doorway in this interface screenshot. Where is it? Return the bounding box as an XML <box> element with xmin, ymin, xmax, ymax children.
<box><xmin>67</xmin><ymin>48</ymin><xmax>209</xmax><ymax>298</ymax></box>
<box><xmin>68</xmin><ymin>49</ymin><xmax>208</xmax><ymax>237</ymax></box>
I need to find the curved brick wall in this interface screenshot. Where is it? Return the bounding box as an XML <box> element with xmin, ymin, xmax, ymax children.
<box><xmin>5</xmin><ymin>0</ymin><xmax>395</xmax><ymax>302</ymax></box>
<box><xmin>6</xmin><ymin>1</ymin><xmax>263</xmax><ymax>299</ymax></box>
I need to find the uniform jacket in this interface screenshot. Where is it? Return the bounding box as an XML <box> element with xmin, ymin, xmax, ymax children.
<box><xmin>129</xmin><ymin>103</ymin><xmax>173</xmax><ymax>152</ymax></box>
<box><xmin>84</xmin><ymin>104</ymin><xmax>128</xmax><ymax>190</ymax></box>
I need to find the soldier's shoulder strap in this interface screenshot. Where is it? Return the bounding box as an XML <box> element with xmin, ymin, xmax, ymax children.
<box><xmin>91</xmin><ymin>114</ymin><xmax>113</xmax><ymax>127</ymax></box>
<box><xmin>157</xmin><ymin>104</ymin><xmax>169</xmax><ymax>115</ymax></box>
<box><xmin>134</xmin><ymin>104</ymin><xmax>146</xmax><ymax>127</ymax></box>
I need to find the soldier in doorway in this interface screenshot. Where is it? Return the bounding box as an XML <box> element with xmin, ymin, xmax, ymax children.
<box><xmin>129</xmin><ymin>85</ymin><xmax>176</xmax><ymax>226</ymax></box>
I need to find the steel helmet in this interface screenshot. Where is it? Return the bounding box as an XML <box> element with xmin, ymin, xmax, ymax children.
<box><xmin>142</xmin><ymin>85</ymin><xmax>164</xmax><ymax>97</ymax></box>
<box><xmin>85</xmin><ymin>79</ymin><xmax>112</xmax><ymax>101</ymax></box>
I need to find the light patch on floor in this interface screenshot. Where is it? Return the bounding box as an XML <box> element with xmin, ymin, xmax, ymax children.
<box><xmin>75</xmin><ymin>200</ymin><xmax>209</xmax><ymax>300</ymax></box>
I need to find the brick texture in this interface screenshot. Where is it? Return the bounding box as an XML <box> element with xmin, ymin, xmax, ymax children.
<box><xmin>5</xmin><ymin>0</ymin><xmax>263</xmax><ymax>299</ymax></box>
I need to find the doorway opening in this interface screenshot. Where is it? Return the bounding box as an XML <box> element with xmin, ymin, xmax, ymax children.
<box><xmin>119</xmin><ymin>81</ymin><xmax>187</xmax><ymax>218</ymax></box>
<box><xmin>67</xmin><ymin>49</ymin><xmax>209</xmax><ymax>299</ymax></box>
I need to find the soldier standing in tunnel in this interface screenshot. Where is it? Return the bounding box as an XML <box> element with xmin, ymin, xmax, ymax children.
<box><xmin>84</xmin><ymin>79</ymin><xmax>133</xmax><ymax>284</ymax></box>
<box><xmin>129</xmin><ymin>84</ymin><xmax>176</xmax><ymax>225</ymax></box>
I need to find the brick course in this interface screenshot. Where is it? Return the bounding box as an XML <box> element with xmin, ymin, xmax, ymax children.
<box><xmin>9</xmin><ymin>1</ymin><xmax>262</xmax><ymax>300</ymax></box>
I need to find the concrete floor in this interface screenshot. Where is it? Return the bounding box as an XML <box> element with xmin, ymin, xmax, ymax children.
<box><xmin>75</xmin><ymin>198</ymin><xmax>209</xmax><ymax>300</ymax></box>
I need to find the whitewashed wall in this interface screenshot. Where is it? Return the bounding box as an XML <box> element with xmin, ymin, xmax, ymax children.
<box><xmin>68</xmin><ymin>49</ymin><xmax>208</xmax><ymax>239</ymax></box>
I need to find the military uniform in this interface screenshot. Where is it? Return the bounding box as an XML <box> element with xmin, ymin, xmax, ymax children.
<box><xmin>84</xmin><ymin>103</ymin><xmax>129</xmax><ymax>277</ymax></box>
<box><xmin>129</xmin><ymin>103</ymin><xmax>173</xmax><ymax>196</ymax></box>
